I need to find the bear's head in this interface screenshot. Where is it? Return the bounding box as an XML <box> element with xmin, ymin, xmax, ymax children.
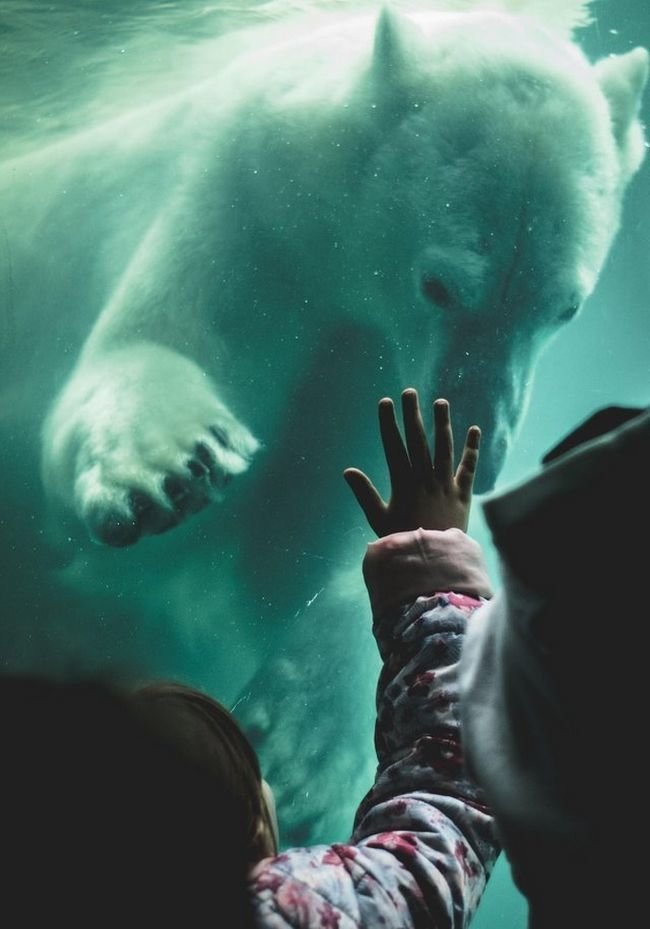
<box><xmin>343</xmin><ymin>9</ymin><xmax>648</xmax><ymax>491</ymax></box>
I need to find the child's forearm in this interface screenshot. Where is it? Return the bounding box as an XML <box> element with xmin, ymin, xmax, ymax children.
<box><xmin>355</xmin><ymin>525</ymin><xmax>495</xmax><ymax>816</ymax></box>
<box><xmin>349</xmin><ymin>587</ymin><xmax>498</xmax><ymax>925</ymax></box>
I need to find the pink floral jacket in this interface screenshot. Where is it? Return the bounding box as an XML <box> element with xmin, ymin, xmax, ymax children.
<box><xmin>249</xmin><ymin>527</ymin><xmax>499</xmax><ymax>928</ymax></box>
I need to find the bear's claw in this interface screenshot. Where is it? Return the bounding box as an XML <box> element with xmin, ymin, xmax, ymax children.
<box><xmin>42</xmin><ymin>344</ymin><xmax>260</xmax><ymax>546</ymax></box>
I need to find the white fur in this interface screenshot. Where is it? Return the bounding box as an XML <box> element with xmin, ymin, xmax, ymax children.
<box><xmin>256</xmin><ymin>1</ymin><xmax>594</xmax><ymax>38</ymax></box>
<box><xmin>4</xmin><ymin>2</ymin><xmax>646</xmax><ymax>843</ymax></box>
<box><xmin>42</xmin><ymin>5</ymin><xmax>648</xmax><ymax>531</ymax></box>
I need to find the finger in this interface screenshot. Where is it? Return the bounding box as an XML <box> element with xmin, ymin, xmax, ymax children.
<box><xmin>378</xmin><ymin>397</ymin><xmax>411</xmax><ymax>489</ymax></box>
<box><xmin>401</xmin><ymin>388</ymin><xmax>434</xmax><ymax>488</ymax></box>
<box><xmin>432</xmin><ymin>398</ymin><xmax>454</xmax><ymax>484</ymax></box>
<box><xmin>343</xmin><ymin>468</ymin><xmax>387</xmax><ymax>534</ymax></box>
<box><xmin>455</xmin><ymin>425</ymin><xmax>481</xmax><ymax>501</ymax></box>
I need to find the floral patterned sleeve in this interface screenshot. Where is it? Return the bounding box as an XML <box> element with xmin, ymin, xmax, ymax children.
<box><xmin>250</xmin><ymin>528</ymin><xmax>499</xmax><ymax>929</ymax></box>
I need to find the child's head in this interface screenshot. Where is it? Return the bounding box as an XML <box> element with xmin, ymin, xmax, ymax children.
<box><xmin>0</xmin><ymin>673</ymin><xmax>277</xmax><ymax>925</ymax></box>
<box><xmin>129</xmin><ymin>680</ymin><xmax>279</xmax><ymax>860</ymax></box>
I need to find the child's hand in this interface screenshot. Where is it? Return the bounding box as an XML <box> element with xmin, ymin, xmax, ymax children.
<box><xmin>344</xmin><ymin>389</ymin><xmax>480</xmax><ymax>537</ymax></box>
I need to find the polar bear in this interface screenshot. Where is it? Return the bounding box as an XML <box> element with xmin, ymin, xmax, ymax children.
<box><xmin>2</xmin><ymin>1</ymin><xmax>647</xmax><ymax>844</ymax></box>
<box><xmin>41</xmin><ymin>4</ymin><xmax>648</xmax><ymax>545</ymax></box>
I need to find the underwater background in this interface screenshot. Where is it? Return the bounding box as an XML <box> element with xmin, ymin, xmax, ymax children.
<box><xmin>1</xmin><ymin>1</ymin><xmax>648</xmax><ymax>926</ymax></box>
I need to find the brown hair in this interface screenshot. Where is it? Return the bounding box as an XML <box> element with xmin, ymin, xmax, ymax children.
<box><xmin>130</xmin><ymin>680</ymin><xmax>277</xmax><ymax>861</ymax></box>
<box><xmin>0</xmin><ymin>673</ymin><xmax>257</xmax><ymax>927</ymax></box>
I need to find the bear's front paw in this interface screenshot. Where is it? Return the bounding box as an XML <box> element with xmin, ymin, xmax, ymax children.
<box><xmin>42</xmin><ymin>343</ymin><xmax>260</xmax><ymax>546</ymax></box>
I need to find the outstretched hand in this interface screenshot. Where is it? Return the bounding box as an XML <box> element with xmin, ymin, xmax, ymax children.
<box><xmin>344</xmin><ymin>389</ymin><xmax>480</xmax><ymax>537</ymax></box>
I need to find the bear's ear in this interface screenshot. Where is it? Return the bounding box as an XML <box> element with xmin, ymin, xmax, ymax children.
<box><xmin>595</xmin><ymin>47</ymin><xmax>649</xmax><ymax>180</ymax></box>
<box><xmin>371</xmin><ymin>6</ymin><xmax>423</xmax><ymax>91</ymax></box>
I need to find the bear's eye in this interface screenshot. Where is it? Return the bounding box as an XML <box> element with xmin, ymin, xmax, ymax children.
<box><xmin>557</xmin><ymin>302</ymin><xmax>580</xmax><ymax>323</ymax></box>
<box><xmin>421</xmin><ymin>275</ymin><xmax>453</xmax><ymax>308</ymax></box>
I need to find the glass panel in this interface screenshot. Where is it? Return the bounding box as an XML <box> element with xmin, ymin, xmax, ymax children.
<box><xmin>1</xmin><ymin>3</ymin><xmax>647</xmax><ymax>925</ymax></box>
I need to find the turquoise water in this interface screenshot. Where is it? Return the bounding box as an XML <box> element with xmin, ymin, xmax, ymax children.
<box><xmin>1</xmin><ymin>2</ymin><xmax>648</xmax><ymax>926</ymax></box>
